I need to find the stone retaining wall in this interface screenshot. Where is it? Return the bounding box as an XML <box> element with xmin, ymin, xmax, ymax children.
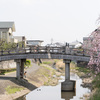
<box><xmin>0</xmin><ymin>60</ymin><xmax>16</xmax><ymax>69</ymax></box>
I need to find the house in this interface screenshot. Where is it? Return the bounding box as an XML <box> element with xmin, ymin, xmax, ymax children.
<box><xmin>26</xmin><ymin>40</ymin><xmax>44</xmax><ymax>46</ymax></box>
<box><xmin>82</xmin><ymin>28</ymin><xmax>99</xmax><ymax>49</ymax></box>
<box><xmin>83</xmin><ymin>37</ymin><xmax>90</xmax><ymax>49</ymax></box>
<box><xmin>0</xmin><ymin>22</ymin><xmax>17</xmax><ymax>43</ymax></box>
<box><xmin>14</xmin><ymin>36</ymin><xmax>26</xmax><ymax>46</ymax></box>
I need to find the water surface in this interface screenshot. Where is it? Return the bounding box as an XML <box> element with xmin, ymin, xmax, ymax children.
<box><xmin>25</xmin><ymin>73</ymin><xmax>91</xmax><ymax>100</ymax></box>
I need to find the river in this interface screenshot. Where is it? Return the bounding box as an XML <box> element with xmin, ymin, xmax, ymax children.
<box><xmin>16</xmin><ymin>73</ymin><xmax>91</xmax><ymax>100</ymax></box>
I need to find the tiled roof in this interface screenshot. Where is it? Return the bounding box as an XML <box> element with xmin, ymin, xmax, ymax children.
<box><xmin>0</xmin><ymin>22</ymin><xmax>15</xmax><ymax>32</ymax></box>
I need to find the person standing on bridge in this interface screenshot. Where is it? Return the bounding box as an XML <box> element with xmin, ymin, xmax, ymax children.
<box><xmin>16</xmin><ymin>43</ymin><xmax>19</xmax><ymax>53</ymax></box>
<box><xmin>17</xmin><ymin>43</ymin><xmax>19</xmax><ymax>48</ymax></box>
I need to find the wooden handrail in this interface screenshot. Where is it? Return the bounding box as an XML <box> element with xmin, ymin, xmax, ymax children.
<box><xmin>0</xmin><ymin>46</ymin><xmax>90</xmax><ymax>56</ymax></box>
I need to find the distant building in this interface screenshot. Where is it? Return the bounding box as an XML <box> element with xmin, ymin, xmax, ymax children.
<box><xmin>69</xmin><ymin>40</ymin><xmax>82</xmax><ymax>48</ymax></box>
<box><xmin>46</xmin><ymin>42</ymin><xmax>65</xmax><ymax>47</ymax></box>
<box><xmin>14</xmin><ymin>36</ymin><xmax>26</xmax><ymax>46</ymax></box>
<box><xmin>82</xmin><ymin>28</ymin><xmax>99</xmax><ymax>49</ymax></box>
<box><xmin>0</xmin><ymin>22</ymin><xmax>17</xmax><ymax>43</ymax></box>
<box><xmin>26</xmin><ymin>40</ymin><xmax>43</xmax><ymax>46</ymax></box>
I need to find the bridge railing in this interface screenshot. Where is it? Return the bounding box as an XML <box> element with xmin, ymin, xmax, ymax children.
<box><xmin>0</xmin><ymin>46</ymin><xmax>89</xmax><ymax>56</ymax></box>
<box><xmin>69</xmin><ymin>48</ymin><xmax>84</xmax><ymax>55</ymax></box>
<box><xmin>29</xmin><ymin>46</ymin><xmax>65</xmax><ymax>54</ymax></box>
<box><xmin>63</xmin><ymin>47</ymin><xmax>90</xmax><ymax>56</ymax></box>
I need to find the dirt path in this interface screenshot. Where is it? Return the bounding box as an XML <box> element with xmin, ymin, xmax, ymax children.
<box><xmin>4</xmin><ymin>61</ymin><xmax>40</xmax><ymax>77</ymax></box>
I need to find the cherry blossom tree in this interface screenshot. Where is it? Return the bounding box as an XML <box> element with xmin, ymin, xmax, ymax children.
<box><xmin>83</xmin><ymin>27</ymin><xmax>100</xmax><ymax>73</ymax></box>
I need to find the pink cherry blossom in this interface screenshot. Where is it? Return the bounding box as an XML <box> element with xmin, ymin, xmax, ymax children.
<box><xmin>83</xmin><ymin>27</ymin><xmax>100</xmax><ymax>73</ymax></box>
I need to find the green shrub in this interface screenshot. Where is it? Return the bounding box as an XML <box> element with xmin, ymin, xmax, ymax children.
<box><xmin>25</xmin><ymin>59</ymin><xmax>31</xmax><ymax>67</ymax></box>
<box><xmin>89</xmin><ymin>89</ymin><xmax>100</xmax><ymax>100</ymax></box>
<box><xmin>0</xmin><ymin>68</ymin><xmax>16</xmax><ymax>75</ymax></box>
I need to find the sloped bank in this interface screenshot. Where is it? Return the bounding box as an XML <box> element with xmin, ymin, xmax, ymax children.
<box><xmin>26</xmin><ymin>63</ymin><xmax>62</xmax><ymax>87</ymax></box>
<box><xmin>70</xmin><ymin>61</ymin><xmax>100</xmax><ymax>100</ymax></box>
<box><xmin>0</xmin><ymin>61</ymin><xmax>62</xmax><ymax>100</ymax></box>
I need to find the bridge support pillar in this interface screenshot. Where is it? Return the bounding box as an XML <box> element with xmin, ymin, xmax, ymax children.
<box><xmin>20</xmin><ymin>59</ymin><xmax>26</xmax><ymax>78</ymax></box>
<box><xmin>15</xmin><ymin>59</ymin><xmax>21</xmax><ymax>80</ymax></box>
<box><xmin>15</xmin><ymin>59</ymin><xmax>26</xmax><ymax>79</ymax></box>
<box><xmin>61</xmin><ymin>59</ymin><xmax>76</xmax><ymax>92</ymax></box>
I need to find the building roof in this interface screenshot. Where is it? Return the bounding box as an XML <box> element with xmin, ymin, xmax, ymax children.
<box><xmin>69</xmin><ymin>40</ymin><xmax>82</xmax><ymax>45</ymax></box>
<box><xmin>0</xmin><ymin>22</ymin><xmax>15</xmax><ymax>32</ymax></box>
<box><xmin>14</xmin><ymin>36</ymin><xmax>25</xmax><ymax>38</ymax></box>
<box><xmin>27</xmin><ymin>40</ymin><xmax>44</xmax><ymax>42</ymax></box>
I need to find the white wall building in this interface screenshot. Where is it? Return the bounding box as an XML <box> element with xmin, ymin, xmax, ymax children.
<box><xmin>14</xmin><ymin>36</ymin><xmax>26</xmax><ymax>45</ymax></box>
<box><xmin>26</xmin><ymin>40</ymin><xmax>43</xmax><ymax>46</ymax></box>
<box><xmin>0</xmin><ymin>22</ymin><xmax>17</xmax><ymax>43</ymax></box>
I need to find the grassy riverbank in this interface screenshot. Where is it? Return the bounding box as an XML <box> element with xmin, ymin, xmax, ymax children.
<box><xmin>31</xmin><ymin>59</ymin><xmax>64</xmax><ymax>86</ymax></box>
<box><xmin>35</xmin><ymin>64</ymin><xmax>62</xmax><ymax>86</ymax></box>
<box><xmin>70</xmin><ymin>61</ymin><xmax>100</xmax><ymax>100</ymax></box>
<box><xmin>89</xmin><ymin>74</ymin><xmax>100</xmax><ymax>100</ymax></box>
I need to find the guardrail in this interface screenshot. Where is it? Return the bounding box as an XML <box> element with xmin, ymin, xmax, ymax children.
<box><xmin>0</xmin><ymin>46</ymin><xmax>89</xmax><ymax>56</ymax></box>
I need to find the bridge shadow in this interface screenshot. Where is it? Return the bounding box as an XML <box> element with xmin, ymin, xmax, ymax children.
<box><xmin>0</xmin><ymin>76</ymin><xmax>16</xmax><ymax>80</ymax></box>
<box><xmin>0</xmin><ymin>76</ymin><xmax>37</xmax><ymax>91</ymax></box>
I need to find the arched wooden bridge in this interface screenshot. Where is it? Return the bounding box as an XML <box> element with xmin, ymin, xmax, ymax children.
<box><xmin>0</xmin><ymin>46</ymin><xmax>90</xmax><ymax>62</ymax></box>
<box><xmin>0</xmin><ymin>45</ymin><xmax>90</xmax><ymax>91</ymax></box>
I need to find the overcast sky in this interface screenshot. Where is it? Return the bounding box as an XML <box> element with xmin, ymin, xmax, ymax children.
<box><xmin>0</xmin><ymin>0</ymin><xmax>100</xmax><ymax>45</ymax></box>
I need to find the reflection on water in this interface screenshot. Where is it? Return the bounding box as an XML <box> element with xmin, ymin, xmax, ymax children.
<box><xmin>61</xmin><ymin>92</ymin><xmax>76</xmax><ymax>100</ymax></box>
<box><xmin>16</xmin><ymin>73</ymin><xmax>91</xmax><ymax>100</ymax></box>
